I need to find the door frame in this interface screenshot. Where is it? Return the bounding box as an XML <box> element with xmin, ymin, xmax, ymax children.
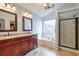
<box><xmin>59</xmin><ymin>17</ymin><xmax>78</xmax><ymax>50</ymax></box>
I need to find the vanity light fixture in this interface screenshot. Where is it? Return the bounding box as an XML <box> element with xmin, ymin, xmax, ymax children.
<box><xmin>23</xmin><ymin>10</ymin><xmax>32</xmax><ymax>18</ymax></box>
<box><xmin>6</xmin><ymin>3</ymin><xmax>11</xmax><ymax>10</ymax></box>
<box><xmin>0</xmin><ymin>3</ymin><xmax>5</xmax><ymax>7</ymax></box>
<box><xmin>11</xmin><ymin>4</ymin><xmax>16</xmax><ymax>11</ymax></box>
<box><xmin>0</xmin><ymin>3</ymin><xmax>16</xmax><ymax>11</ymax></box>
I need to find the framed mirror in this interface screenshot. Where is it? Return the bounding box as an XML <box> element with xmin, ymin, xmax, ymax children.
<box><xmin>23</xmin><ymin>16</ymin><xmax>32</xmax><ymax>31</ymax></box>
<box><xmin>0</xmin><ymin>9</ymin><xmax>17</xmax><ymax>32</ymax></box>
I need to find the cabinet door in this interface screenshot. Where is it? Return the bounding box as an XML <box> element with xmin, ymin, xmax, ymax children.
<box><xmin>60</xmin><ymin>19</ymin><xmax>76</xmax><ymax>48</ymax></box>
<box><xmin>33</xmin><ymin>39</ymin><xmax>38</xmax><ymax>48</ymax></box>
<box><xmin>27</xmin><ymin>39</ymin><xmax>32</xmax><ymax>50</ymax></box>
<box><xmin>0</xmin><ymin>44</ymin><xmax>12</xmax><ymax>56</ymax></box>
<box><xmin>32</xmin><ymin>35</ymin><xmax>38</xmax><ymax>48</ymax></box>
<box><xmin>22</xmin><ymin>40</ymin><xmax>28</xmax><ymax>51</ymax></box>
<box><xmin>12</xmin><ymin>41</ymin><xmax>22</xmax><ymax>56</ymax></box>
<box><xmin>30</xmin><ymin>39</ymin><xmax>35</xmax><ymax>49</ymax></box>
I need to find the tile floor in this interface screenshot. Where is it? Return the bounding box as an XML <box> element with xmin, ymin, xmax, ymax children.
<box><xmin>25</xmin><ymin>47</ymin><xmax>57</xmax><ymax>56</ymax></box>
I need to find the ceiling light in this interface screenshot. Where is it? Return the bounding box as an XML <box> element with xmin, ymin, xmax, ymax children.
<box><xmin>44</xmin><ymin>3</ymin><xmax>47</xmax><ymax>7</ymax></box>
<box><xmin>44</xmin><ymin>3</ymin><xmax>54</xmax><ymax>9</ymax></box>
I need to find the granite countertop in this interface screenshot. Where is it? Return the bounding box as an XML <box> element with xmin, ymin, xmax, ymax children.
<box><xmin>0</xmin><ymin>34</ymin><xmax>35</xmax><ymax>40</ymax></box>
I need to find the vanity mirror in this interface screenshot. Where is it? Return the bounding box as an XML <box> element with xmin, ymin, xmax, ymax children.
<box><xmin>0</xmin><ymin>9</ymin><xmax>17</xmax><ymax>32</ymax></box>
<box><xmin>23</xmin><ymin>16</ymin><xmax>32</xmax><ymax>31</ymax></box>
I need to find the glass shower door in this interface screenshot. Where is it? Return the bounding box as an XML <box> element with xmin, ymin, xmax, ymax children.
<box><xmin>59</xmin><ymin>18</ymin><xmax>76</xmax><ymax>49</ymax></box>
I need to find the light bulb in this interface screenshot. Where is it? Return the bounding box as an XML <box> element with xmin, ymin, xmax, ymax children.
<box><xmin>7</xmin><ymin>3</ymin><xmax>11</xmax><ymax>9</ymax></box>
<box><xmin>23</xmin><ymin>12</ymin><xmax>28</xmax><ymax>16</ymax></box>
<box><xmin>28</xmin><ymin>13</ymin><xmax>32</xmax><ymax>18</ymax></box>
<box><xmin>12</xmin><ymin>6</ymin><xmax>16</xmax><ymax>11</ymax></box>
<box><xmin>0</xmin><ymin>3</ymin><xmax>5</xmax><ymax>7</ymax></box>
<box><xmin>30</xmin><ymin>14</ymin><xmax>32</xmax><ymax>18</ymax></box>
<box><xmin>44</xmin><ymin>3</ymin><xmax>47</xmax><ymax>7</ymax></box>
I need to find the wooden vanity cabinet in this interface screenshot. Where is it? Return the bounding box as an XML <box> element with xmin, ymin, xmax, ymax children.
<box><xmin>12</xmin><ymin>40</ymin><xmax>23</xmax><ymax>56</ymax></box>
<box><xmin>0</xmin><ymin>39</ymin><xmax>13</xmax><ymax>56</ymax></box>
<box><xmin>31</xmin><ymin>35</ymin><xmax>38</xmax><ymax>49</ymax></box>
<box><xmin>0</xmin><ymin>34</ymin><xmax>38</xmax><ymax>56</ymax></box>
<box><xmin>0</xmin><ymin>44</ymin><xmax>12</xmax><ymax>56</ymax></box>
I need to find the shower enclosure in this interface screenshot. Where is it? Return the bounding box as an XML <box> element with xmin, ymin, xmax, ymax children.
<box><xmin>59</xmin><ymin>8</ymin><xmax>79</xmax><ymax>50</ymax></box>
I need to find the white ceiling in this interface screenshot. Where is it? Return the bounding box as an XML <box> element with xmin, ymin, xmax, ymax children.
<box><xmin>17</xmin><ymin>3</ymin><xmax>64</xmax><ymax>17</ymax></box>
<box><xmin>17</xmin><ymin>3</ymin><xmax>78</xmax><ymax>17</ymax></box>
<box><xmin>17</xmin><ymin>3</ymin><xmax>44</xmax><ymax>10</ymax></box>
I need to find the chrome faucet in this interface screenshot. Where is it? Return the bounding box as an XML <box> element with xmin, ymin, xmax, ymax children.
<box><xmin>7</xmin><ymin>32</ymin><xmax>10</xmax><ymax>36</ymax></box>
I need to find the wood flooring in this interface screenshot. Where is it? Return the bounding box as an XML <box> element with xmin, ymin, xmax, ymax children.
<box><xmin>38</xmin><ymin>39</ymin><xmax>79</xmax><ymax>56</ymax></box>
<box><xmin>25</xmin><ymin>39</ymin><xmax>79</xmax><ymax>56</ymax></box>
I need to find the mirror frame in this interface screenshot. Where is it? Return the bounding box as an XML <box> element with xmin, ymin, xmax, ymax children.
<box><xmin>22</xmin><ymin>16</ymin><xmax>32</xmax><ymax>31</ymax></box>
<box><xmin>0</xmin><ymin>9</ymin><xmax>17</xmax><ymax>32</ymax></box>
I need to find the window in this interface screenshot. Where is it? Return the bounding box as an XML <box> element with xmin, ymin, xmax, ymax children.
<box><xmin>42</xmin><ymin>20</ymin><xmax>56</xmax><ymax>41</ymax></box>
